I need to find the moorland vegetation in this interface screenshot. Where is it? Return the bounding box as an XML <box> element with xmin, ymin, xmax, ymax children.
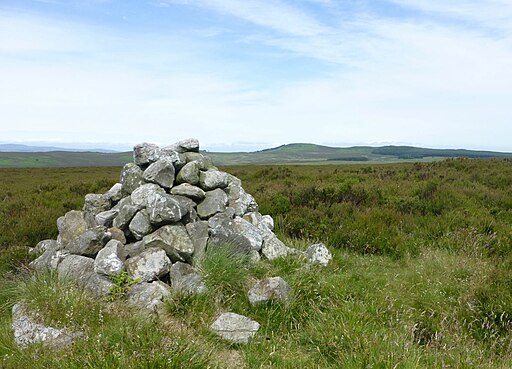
<box><xmin>0</xmin><ymin>158</ymin><xmax>512</xmax><ymax>367</ymax></box>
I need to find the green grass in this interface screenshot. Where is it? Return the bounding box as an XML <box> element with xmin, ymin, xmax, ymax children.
<box><xmin>0</xmin><ymin>159</ymin><xmax>512</xmax><ymax>367</ymax></box>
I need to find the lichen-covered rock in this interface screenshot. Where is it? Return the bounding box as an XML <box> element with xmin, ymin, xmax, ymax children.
<box><xmin>143</xmin><ymin>224</ymin><xmax>194</xmax><ymax>263</ymax></box>
<box><xmin>104</xmin><ymin>183</ymin><xmax>123</xmax><ymax>203</ymax></box>
<box><xmin>94</xmin><ymin>239</ymin><xmax>125</xmax><ymax>276</ymax></box>
<box><xmin>82</xmin><ymin>193</ymin><xmax>111</xmax><ymax>227</ymax></box>
<box><xmin>95</xmin><ymin>209</ymin><xmax>119</xmax><ymax>227</ymax></box>
<box><xmin>227</xmin><ymin>184</ymin><xmax>258</xmax><ymax>216</ymax></box>
<box><xmin>160</xmin><ymin>149</ymin><xmax>186</xmax><ymax>170</ymax></box>
<box><xmin>66</xmin><ymin>226</ymin><xmax>111</xmax><ymax>257</ymax></box>
<box><xmin>199</xmin><ymin>169</ymin><xmax>229</xmax><ymax>190</ymax></box>
<box><xmin>248</xmin><ymin>277</ymin><xmax>291</xmax><ymax>306</ymax></box>
<box><xmin>125</xmin><ymin>247</ymin><xmax>171</xmax><ymax>282</ymax></box>
<box><xmin>184</xmin><ymin>152</ymin><xmax>214</xmax><ymax>170</ymax></box>
<box><xmin>123</xmin><ymin>240</ymin><xmax>145</xmax><ymax>259</ymax></box>
<box><xmin>130</xmin><ymin>183</ymin><xmax>165</xmax><ymax>208</ymax></box>
<box><xmin>146</xmin><ymin>193</ymin><xmax>190</xmax><ymax>226</ymax></box>
<box><xmin>261</xmin><ymin>235</ymin><xmax>297</xmax><ymax>261</ymax></box>
<box><xmin>12</xmin><ymin>303</ymin><xmax>83</xmax><ymax>349</ymax></box>
<box><xmin>164</xmin><ymin>138</ymin><xmax>199</xmax><ymax>153</ymax></box>
<box><xmin>126</xmin><ymin>281</ymin><xmax>171</xmax><ymax>313</ymax></box>
<box><xmin>120</xmin><ymin>163</ymin><xmax>144</xmax><ymax>194</ymax></box>
<box><xmin>169</xmin><ymin>262</ymin><xmax>206</xmax><ymax>295</ymax></box>
<box><xmin>176</xmin><ymin>161</ymin><xmax>200</xmax><ymax>185</ymax></box>
<box><xmin>129</xmin><ymin>209</ymin><xmax>152</xmax><ymax>240</ymax></box>
<box><xmin>185</xmin><ymin>221</ymin><xmax>209</xmax><ymax>262</ymax></box>
<box><xmin>210</xmin><ymin>313</ymin><xmax>260</xmax><ymax>344</ymax></box>
<box><xmin>197</xmin><ymin>189</ymin><xmax>228</xmax><ymax>219</ymax></box>
<box><xmin>133</xmin><ymin>142</ymin><xmax>161</xmax><ymax>166</ymax></box>
<box><xmin>305</xmin><ymin>243</ymin><xmax>332</xmax><ymax>267</ymax></box>
<box><xmin>29</xmin><ymin>249</ymin><xmax>69</xmax><ymax>271</ymax></box>
<box><xmin>32</xmin><ymin>239</ymin><xmax>61</xmax><ymax>255</ymax></box>
<box><xmin>113</xmin><ymin>198</ymin><xmax>141</xmax><ymax>229</ymax></box>
<box><xmin>261</xmin><ymin>215</ymin><xmax>274</xmax><ymax>231</ymax></box>
<box><xmin>170</xmin><ymin>183</ymin><xmax>205</xmax><ymax>201</ymax></box>
<box><xmin>208</xmin><ymin>217</ymin><xmax>263</xmax><ymax>254</ymax></box>
<box><xmin>57</xmin><ymin>210</ymin><xmax>87</xmax><ymax>248</ymax></box>
<box><xmin>143</xmin><ymin>158</ymin><xmax>175</xmax><ymax>189</ymax></box>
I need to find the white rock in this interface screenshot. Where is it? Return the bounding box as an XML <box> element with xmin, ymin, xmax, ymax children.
<box><xmin>210</xmin><ymin>312</ymin><xmax>260</xmax><ymax>344</ymax></box>
<box><xmin>305</xmin><ymin>243</ymin><xmax>332</xmax><ymax>267</ymax></box>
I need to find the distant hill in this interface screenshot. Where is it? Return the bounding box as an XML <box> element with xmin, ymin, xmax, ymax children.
<box><xmin>0</xmin><ymin>143</ymin><xmax>510</xmax><ymax>168</ymax></box>
<box><xmin>0</xmin><ymin>144</ymin><xmax>117</xmax><ymax>153</ymax></box>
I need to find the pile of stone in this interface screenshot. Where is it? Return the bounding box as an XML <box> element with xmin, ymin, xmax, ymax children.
<box><xmin>20</xmin><ymin>139</ymin><xmax>331</xmax><ymax>346</ymax></box>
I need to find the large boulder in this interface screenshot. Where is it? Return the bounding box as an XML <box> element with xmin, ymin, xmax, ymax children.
<box><xmin>125</xmin><ymin>247</ymin><xmax>171</xmax><ymax>282</ymax></box>
<box><xmin>210</xmin><ymin>313</ymin><xmax>260</xmax><ymax>344</ymax></box>
<box><xmin>130</xmin><ymin>183</ymin><xmax>165</xmax><ymax>208</ymax></box>
<box><xmin>197</xmin><ymin>189</ymin><xmax>228</xmax><ymax>219</ymax></box>
<box><xmin>146</xmin><ymin>193</ymin><xmax>190</xmax><ymax>226</ymax></box>
<box><xmin>208</xmin><ymin>217</ymin><xmax>263</xmax><ymax>255</ymax></box>
<box><xmin>227</xmin><ymin>185</ymin><xmax>258</xmax><ymax>216</ymax></box>
<box><xmin>143</xmin><ymin>224</ymin><xmax>194</xmax><ymax>263</ymax></box>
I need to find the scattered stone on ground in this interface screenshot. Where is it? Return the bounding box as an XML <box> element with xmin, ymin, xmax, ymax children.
<box><xmin>210</xmin><ymin>312</ymin><xmax>260</xmax><ymax>344</ymax></box>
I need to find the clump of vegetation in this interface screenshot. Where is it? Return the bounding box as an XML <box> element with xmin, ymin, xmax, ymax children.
<box><xmin>108</xmin><ymin>271</ymin><xmax>140</xmax><ymax>301</ymax></box>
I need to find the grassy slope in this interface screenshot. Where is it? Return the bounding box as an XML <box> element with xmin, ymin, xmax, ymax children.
<box><xmin>1</xmin><ymin>144</ymin><xmax>511</xmax><ymax>167</ymax></box>
<box><xmin>0</xmin><ymin>160</ymin><xmax>511</xmax><ymax>367</ymax></box>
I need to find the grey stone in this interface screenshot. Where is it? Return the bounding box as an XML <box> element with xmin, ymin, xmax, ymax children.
<box><xmin>125</xmin><ymin>247</ymin><xmax>171</xmax><ymax>282</ymax></box>
<box><xmin>83</xmin><ymin>193</ymin><xmax>111</xmax><ymax>217</ymax></box>
<box><xmin>133</xmin><ymin>142</ymin><xmax>161</xmax><ymax>166</ymax></box>
<box><xmin>208</xmin><ymin>212</ymin><xmax>234</xmax><ymax>229</ymax></box>
<box><xmin>184</xmin><ymin>152</ymin><xmax>214</xmax><ymax>170</ymax></box>
<box><xmin>143</xmin><ymin>158</ymin><xmax>175</xmax><ymax>189</ymax></box>
<box><xmin>83</xmin><ymin>273</ymin><xmax>116</xmax><ymax>297</ymax></box>
<box><xmin>176</xmin><ymin>161</ymin><xmax>200</xmax><ymax>185</ymax></box>
<box><xmin>261</xmin><ymin>215</ymin><xmax>274</xmax><ymax>231</ymax></box>
<box><xmin>164</xmin><ymin>138</ymin><xmax>200</xmax><ymax>153</ymax></box>
<box><xmin>169</xmin><ymin>262</ymin><xmax>206</xmax><ymax>295</ymax></box>
<box><xmin>32</xmin><ymin>239</ymin><xmax>60</xmax><ymax>254</ymax></box>
<box><xmin>104</xmin><ymin>183</ymin><xmax>123</xmax><ymax>203</ymax></box>
<box><xmin>261</xmin><ymin>235</ymin><xmax>297</xmax><ymax>261</ymax></box>
<box><xmin>126</xmin><ymin>281</ymin><xmax>171</xmax><ymax>314</ymax></box>
<box><xmin>210</xmin><ymin>312</ymin><xmax>260</xmax><ymax>344</ymax></box>
<box><xmin>29</xmin><ymin>249</ymin><xmax>69</xmax><ymax>271</ymax></box>
<box><xmin>199</xmin><ymin>169</ymin><xmax>229</xmax><ymax>190</ymax></box>
<box><xmin>95</xmin><ymin>209</ymin><xmax>119</xmax><ymax>227</ymax></box>
<box><xmin>208</xmin><ymin>217</ymin><xmax>263</xmax><ymax>254</ymax></box>
<box><xmin>185</xmin><ymin>221</ymin><xmax>209</xmax><ymax>261</ymax></box>
<box><xmin>12</xmin><ymin>303</ymin><xmax>83</xmax><ymax>349</ymax></box>
<box><xmin>242</xmin><ymin>212</ymin><xmax>262</xmax><ymax>227</ymax></box>
<box><xmin>227</xmin><ymin>185</ymin><xmax>258</xmax><ymax>216</ymax></box>
<box><xmin>123</xmin><ymin>240</ymin><xmax>145</xmax><ymax>259</ymax></box>
<box><xmin>146</xmin><ymin>193</ymin><xmax>189</xmax><ymax>226</ymax></box>
<box><xmin>305</xmin><ymin>243</ymin><xmax>332</xmax><ymax>267</ymax></box>
<box><xmin>57</xmin><ymin>210</ymin><xmax>87</xmax><ymax>249</ymax></box>
<box><xmin>143</xmin><ymin>224</ymin><xmax>194</xmax><ymax>263</ymax></box>
<box><xmin>170</xmin><ymin>183</ymin><xmax>205</xmax><ymax>201</ymax></box>
<box><xmin>129</xmin><ymin>209</ymin><xmax>152</xmax><ymax>240</ymax></box>
<box><xmin>113</xmin><ymin>198</ymin><xmax>140</xmax><ymax>229</ymax></box>
<box><xmin>197</xmin><ymin>189</ymin><xmax>228</xmax><ymax>219</ymax></box>
<box><xmin>58</xmin><ymin>254</ymin><xmax>95</xmax><ymax>280</ymax></box>
<box><xmin>109</xmin><ymin>227</ymin><xmax>127</xmax><ymax>244</ymax></box>
<box><xmin>130</xmin><ymin>183</ymin><xmax>165</xmax><ymax>208</ymax></box>
<box><xmin>226</xmin><ymin>173</ymin><xmax>242</xmax><ymax>187</ymax></box>
<box><xmin>248</xmin><ymin>277</ymin><xmax>291</xmax><ymax>306</ymax></box>
<box><xmin>94</xmin><ymin>239</ymin><xmax>125</xmax><ymax>276</ymax></box>
<box><xmin>66</xmin><ymin>226</ymin><xmax>111</xmax><ymax>257</ymax></box>
<box><xmin>159</xmin><ymin>149</ymin><xmax>187</xmax><ymax>170</ymax></box>
<box><xmin>120</xmin><ymin>163</ymin><xmax>144</xmax><ymax>194</ymax></box>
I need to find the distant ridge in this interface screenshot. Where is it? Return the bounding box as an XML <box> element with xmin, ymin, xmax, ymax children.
<box><xmin>0</xmin><ymin>144</ymin><xmax>118</xmax><ymax>153</ymax></box>
<box><xmin>0</xmin><ymin>143</ymin><xmax>511</xmax><ymax>168</ymax></box>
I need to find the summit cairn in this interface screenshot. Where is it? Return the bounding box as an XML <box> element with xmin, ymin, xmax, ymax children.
<box><xmin>26</xmin><ymin>138</ymin><xmax>332</xmax><ymax>345</ymax></box>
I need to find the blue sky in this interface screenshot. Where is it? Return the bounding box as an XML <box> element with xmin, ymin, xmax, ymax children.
<box><xmin>1</xmin><ymin>0</ymin><xmax>511</xmax><ymax>151</ymax></box>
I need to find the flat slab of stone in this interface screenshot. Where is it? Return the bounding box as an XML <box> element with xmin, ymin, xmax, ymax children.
<box><xmin>210</xmin><ymin>312</ymin><xmax>260</xmax><ymax>344</ymax></box>
<box><xmin>126</xmin><ymin>281</ymin><xmax>171</xmax><ymax>313</ymax></box>
<box><xmin>170</xmin><ymin>183</ymin><xmax>205</xmax><ymax>201</ymax></box>
<box><xmin>164</xmin><ymin>138</ymin><xmax>199</xmax><ymax>153</ymax></box>
<box><xmin>57</xmin><ymin>210</ymin><xmax>87</xmax><ymax>248</ymax></box>
<box><xmin>12</xmin><ymin>303</ymin><xmax>83</xmax><ymax>349</ymax></box>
